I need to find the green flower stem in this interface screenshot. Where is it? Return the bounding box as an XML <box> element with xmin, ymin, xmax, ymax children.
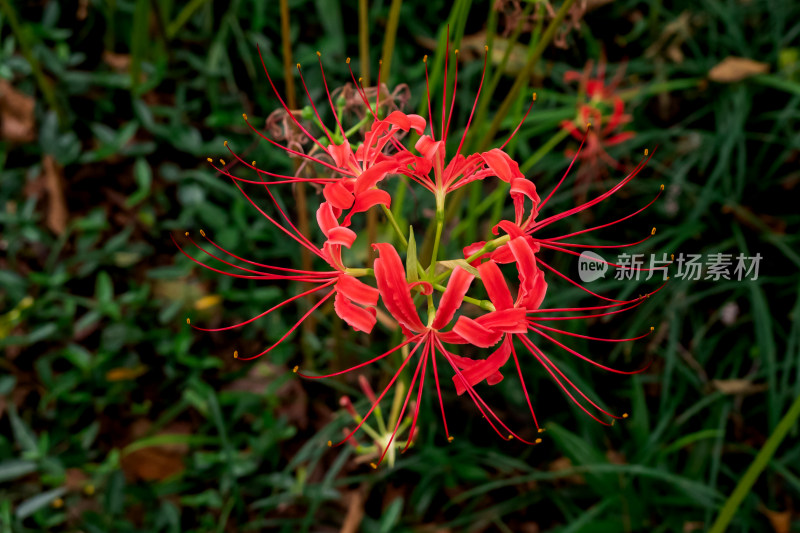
<box><xmin>708</xmin><ymin>391</ymin><xmax>800</xmax><ymax>533</ymax></box>
<box><xmin>429</xmin><ymin>197</ymin><xmax>446</xmax><ymax>275</ymax></box>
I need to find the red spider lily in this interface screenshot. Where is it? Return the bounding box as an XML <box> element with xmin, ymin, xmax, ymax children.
<box><xmin>177</xmin><ymin>173</ymin><xmax>380</xmax><ymax>359</ymax></box>
<box><xmin>300</xmin><ymin>243</ymin><xmax>541</xmax><ymax>467</ymax></box>
<box><xmin>561</xmin><ymin>58</ymin><xmax>635</xmax><ymax>183</ymax></box>
<box><xmin>453</xmin><ymin>237</ymin><xmax>656</xmax><ymax>427</ymax></box>
<box><xmin>179</xmin><ymin>38</ymin><xmax>665</xmax><ymax>467</ymax></box>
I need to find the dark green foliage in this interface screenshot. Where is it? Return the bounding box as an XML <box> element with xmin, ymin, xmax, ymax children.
<box><xmin>1</xmin><ymin>0</ymin><xmax>799</xmax><ymax>531</ymax></box>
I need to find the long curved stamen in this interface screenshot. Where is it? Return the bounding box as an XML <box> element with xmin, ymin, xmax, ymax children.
<box><xmin>537</xmin><ymin>185</ymin><xmax>664</xmax><ymax>243</ymax></box>
<box><xmin>455</xmin><ymin>46</ymin><xmax>488</xmax><ymax>160</ymax></box>
<box><xmin>196</xmin><ymin>231</ymin><xmax>335</xmax><ymax>275</ymax></box>
<box><xmin>444</xmin><ymin>49</ymin><xmax>458</xmax><ymax>143</ymax></box>
<box><xmin>401</xmin><ymin>335</ymin><xmax>431</xmax><ymax>453</ymax></box>
<box><xmin>256</xmin><ymin>44</ymin><xmax>335</xmax><ymax>158</ymax></box>
<box><xmin>429</xmin><ymin>333</ymin><xmax>450</xmax><ymax>440</ymax></box>
<box><xmin>221</xmin><ymin>144</ymin><xmax>336</xmax><ymax>184</ymax></box>
<box><xmin>236</xmin><ymin>289</ymin><xmax>335</xmax><ymax>360</ymax></box>
<box><xmin>423</xmin><ymin>55</ymin><xmax>436</xmax><ymax>140</ymax></box>
<box><xmin>508</xmin><ymin>337</ymin><xmax>540</xmax><ymax>430</ymax></box>
<box><xmin>332</xmin><ymin>336</ymin><xmax>427</xmax><ymax>447</ymax></box>
<box><xmin>528</xmin><ymin>325</ymin><xmax>653</xmax><ymax>374</ymax></box>
<box><xmin>316</xmin><ymin>52</ymin><xmax>348</xmax><ymax>143</ymax></box>
<box><xmin>521</xmin><ymin>336</ymin><xmax>616</xmax><ymax>425</ymax></box>
<box><xmin>536</xmin><ymin>257</ymin><xmax>627</xmax><ymax>303</ymax></box>
<box><xmin>530</xmin><ymin>150</ymin><xmax>654</xmax><ymax>233</ymax></box>
<box><xmin>192</xmin><ymin>280</ymin><xmax>336</xmax><ymax>332</ymax></box>
<box><xmin>376</xmin><ymin>346</ymin><xmax>427</xmax><ymax>466</ymax></box>
<box><xmin>297</xmin><ymin>334</ymin><xmax>422</xmax><ymax>379</ymax></box>
<box><xmin>499</xmin><ymin>93</ymin><xmax>536</xmax><ymax>151</ymax></box>
<box><xmin>296</xmin><ymin>62</ymin><xmax>336</xmax><ymax>145</ymax></box>
<box><xmin>537</xmin><ymin>136</ymin><xmax>586</xmax><ymax>211</ymax></box>
<box><xmin>436</xmin><ymin>338</ymin><xmax>537</xmax><ymax>445</ymax></box>
<box><xmin>536</xmin><ymin>242</ymin><xmax>665</xmax><ymax>271</ymax></box>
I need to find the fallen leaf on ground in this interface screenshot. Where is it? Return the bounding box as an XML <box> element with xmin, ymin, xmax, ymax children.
<box><xmin>762</xmin><ymin>508</ymin><xmax>790</xmax><ymax>533</ymax></box>
<box><xmin>0</xmin><ymin>79</ymin><xmax>35</xmax><ymax>142</ymax></box>
<box><xmin>709</xmin><ymin>57</ymin><xmax>769</xmax><ymax>82</ymax></box>
<box><xmin>712</xmin><ymin>379</ymin><xmax>767</xmax><ymax>395</ymax></box>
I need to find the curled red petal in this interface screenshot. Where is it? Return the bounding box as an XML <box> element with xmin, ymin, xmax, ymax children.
<box><xmin>372</xmin><ymin>243</ymin><xmax>425</xmax><ymax>333</ymax></box>
<box><xmin>450</xmin><ymin>316</ymin><xmax>503</xmax><ymax>348</ymax></box>
<box><xmin>478</xmin><ymin>148</ymin><xmax>524</xmax><ymax>184</ymax></box>
<box><xmin>323</xmin><ymin>181</ymin><xmax>354</xmax><ymax>210</ymax></box>
<box><xmin>336</xmin><ymin>273</ymin><xmax>379</xmax><ymax>307</ymax></box>
<box><xmin>452</xmin><ymin>340</ymin><xmax>512</xmax><ymax>395</ymax></box>
<box><xmin>326</xmin><ymin>226</ymin><xmax>357</xmax><ymax>248</ymax></box>
<box><xmin>431</xmin><ymin>267</ymin><xmax>474</xmax><ymax>330</ymax></box>
<box><xmin>334</xmin><ymin>291</ymin><xmax>377</xmax><ymax>333</ymax></box>
<box><xmin>327</xmin><ymin>139</ymin><xmax>353</xmax><ymax>168</ymax></box>
<box><xmin>477</xmin><ymin>261</ymin><xmax>514</xmax><ymax>311</ymax></box>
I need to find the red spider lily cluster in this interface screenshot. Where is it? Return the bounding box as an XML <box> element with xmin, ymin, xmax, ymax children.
<box><xmin>561</xmin><ymin>58</ymin><xmax>636</xmax><ymax>191</ymax></box>
<box><xmin>177</xmin><ymin>43</ymin><xmax>663</xmax><ymax>468</ymax></box>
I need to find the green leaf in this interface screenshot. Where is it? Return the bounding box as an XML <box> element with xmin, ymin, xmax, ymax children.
<box><xmin>0</xmin><ymin>460</ymin><xmax>37</xmax><ymax>483</ymax></box>
<box><xmin>126</xmin><ymin>157</ymin><xmax>152</xmax><ymax>206</ymax></box>
<box><xmin>407</xmin><ymin>227</ymin><xmax>418</xmax><ymax>282</ymax></box>
<box><xmin>15</xmin><ymin>488</ymin><xmax>66</xmax><ymax>520</ymax></box>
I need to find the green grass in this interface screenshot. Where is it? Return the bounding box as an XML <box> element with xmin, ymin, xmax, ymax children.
<box><xmin>1</xmin><ymin>0</ymin><xmax>799</xmax><ymax>531</ymax></box>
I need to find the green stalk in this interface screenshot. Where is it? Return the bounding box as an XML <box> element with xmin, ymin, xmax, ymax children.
<box><xmin>709</xmin><ymin>392</ymin><xmax>800</xmax><ymax>533</ymax></box>
<box><xmin>475</xmin><ymin>0</ymin><xmax>577</xmax><ymax>152</ymax></box>
<box><xmin>379</xmin><ymin>0</ymin><xmax>403</xmax><ymax>83</ymax></box>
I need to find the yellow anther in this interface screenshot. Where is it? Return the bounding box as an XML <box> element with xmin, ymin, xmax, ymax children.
<box><xmin>379</xmin><ymin>59</ymin><xmax>382</xmax><ymax>65</ymax></box>
<box><xmin>206</xmin><ymin>157</ymin><xmax>212</xmax><ymax>163</ymax></box>
<box><xmin>484</xmin><ymin>45</ymin><xmax>488</xmax><ymax>52</ymax></box>
<box><xmin>538</xmin><ymin>428</ymin><xmax>545</xmax><ymax>433</ymax></box>
<box><xmin>242</xmin><ymin>113</ymin><xmax>247</xmax><ymax>120</ymax></box>
<box><xmin>651</xmin><ymin>227</ymin><xmax>657</xmax><ymax>235</ymax></box>
<box><xmin>292</xmin><ymin>365</ymin><xmax>299</xmax><ymax>373</ymax></box>
<box><xmin>507</xmin><ymin>434</ymin><xmax>513</xmax><ymax>440</ymax></box>
<box><xmin>586</xmin><ymin>122</ymin><xmax>592</xmax><ymax>128</ymax></box>
<box><xmin>660</xmin><ymin>184</ymin><xmax>664</xmax><ymax>191</ymax></box>
<box><xmin>670</xmin><ymin>253</ymin><xmax>675</xmax><ymax>260</ymax></box>
<box><xmin>535</xmin><ymin>438</ymin><xmax>543</xmax><ymax>444</ymax></box>
<box><xmin>52</xmin><ymin>498</ymin><xmax>64</xmax><ymax>509</ymax></box>
<box><xmin>358</xmin><ymin>77</ymin><xmax>363</xmax><ymax>83</ymax></box>
<box><xmin>186</xmin><ymin>318</ymin><xmax>190</xmax><ymax>325</ymax></box>
<box><xmin>447</xmin><ymin>436</ymin><xmax>454</xmax><ymax>442</ymax></box>
<box><xmin>184</xmin><ymin>231</ymin><xmax>189</xmax><ymax>237</ymax></box>
<box><xmin>233</xmin><ymin>351</ymin><xmax>238</xmax><ymax>359</ymax></box>
<box><xmin>423</xmin><ymin>55</ymin><xmax>428</xmax><ymax>63</ymax></box>
<box><xmin>251</xmin><ymin>161</ymin><xmax>256</xmax><ymax>166</ymax></box>
<box><xmin>219</xmin><ymin>159</ymin><xmax>225</xmax><ymax>165</ymax></box>
<box><xmin>296</xmin><ymin>63</ymin><xmax>301</xmax><ymax>69</ymax></box>
<box><xmin>200</xmin><ymin>229</ymin><xmax>205</xmax><ymax>237</ymax></box>
<box><xmin>346</xmin><ymin>57</ymin><xmax>350</xmax><ymax>64</ymax></box>
<box><xmin>223</xmin><ymin>140</ymin><xmax>228</xmax><ymax>147</ymax></box>
<box><xmin>327</xmin><ymin>440</ymin><xmax>332</xmax><ymax>447</ymax></box>
<box><xmin>644</xmin><ymin>148</ymin><xmax>649</xmax><ymax>156</ymax></box>
<box><xmin>533</xmin><ymin>92</ymin><xmax>537</xmax><ymax>101</ymax></box>
<box><xmin>370</xmin><ymin>462</ymin><xmax>377</xmax><ymax>469</ymax></box>
<box><xmin>83</xmin><ymin>484</ymin><xmax>95</xmax><ymax>496</ymax></box>
<box><xmin>454</xmin><ymin>49</ymin><xmax>459</xmax><ymax>55</ymax></box>
<box><xmin>622</xmin><ymin>413</ymin><xmax>629</xmax><ymax>418</ymax></box>
<box><xmin>316</xmin><ymin>51</ymin><xmax>321</xmax><ymax>57</ymax></box>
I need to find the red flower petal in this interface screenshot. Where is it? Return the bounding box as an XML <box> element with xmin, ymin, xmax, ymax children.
<box><xmin>452</xmin><ymin>340</ymin><xmax>511</xmax><ymax>395</ymax></box>
<box><xmin>477</xmin><ymin>261</ymin><xmax>514</xmax><ymax>310</ymax></box>
<box><xmin>334</xmin><ymin>290</ymin><xmax>377</xmax><ymax>333</ymax></box>
<box><xmin>450</xmin><ymin>316</ymin><xmax>503</xmax><ymax>348</ymax></box>
<box><xmin>336</xmin><ymin>273</ymin><xmax>379</xmax><ymax>307</ymax></box>
<box><xmin>372</xmin><ymin>243</ymin><xmax>425</xmax><ymax>333</ymax></box>
<box><xmin>431</xmin><ymin>267</ymin><xmax>474</xmax><ymax>330</ymax></box>
<box><xmin>327</xmin><ymin>139</ymin><xmax>353</xmax><ymax>168</ymax></box>
<box><xmin>323</xmin><ymin>181</ymin><xmax>354</xmax><ymax>210</ymax></box>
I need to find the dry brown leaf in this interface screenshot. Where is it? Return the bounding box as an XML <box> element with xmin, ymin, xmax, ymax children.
<box><xmin>120</xmin><ymin>420</ymin><xmax>191</xmax><ymax>481</ymax></box>
<box><xmin>103</xmin><ymin>51</ymin><xmax>131</xmax><ymax>72</ymax></box>
<box><xmin>39</xmin><ymin>156</ymin><xmax>68</xmax><ymax>235</ymax></box>
<box><xmin>762</xmin><ymin>508</ymin><xmax>791</xmax><ymax>533</ymax></box>
<box><xmin>709</xmin><ymin>57</ymin><xmax>769</xmax><ymax>83</ymax></box>
<box><xmin>339</xmin><ymin>489</ymin><xmax>365</xmax><ymax>533</ymax></box>
<box><xmin>0</xmin><ymin>79</ymin><xmax>36</xmax><ymax>143</ymax></box>
<box><xmin>121</xmin><ymin>447</ymin><xmax>185</xmax><ymax>481</ymax></box>
<box><xmin>105</xmin><ymin>365</ymin><xmax>148</xmax><ymax>381</ymax></box>
<box><xmin>712</xmin><ymin>378</ymin><xmax>767</xmax><ymax>395</ymax></box>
